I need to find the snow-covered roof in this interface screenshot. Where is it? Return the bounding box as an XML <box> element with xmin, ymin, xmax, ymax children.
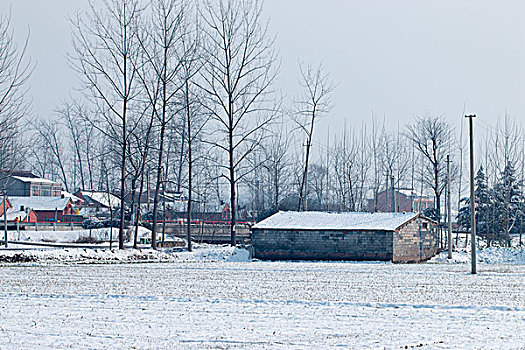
<box><xmin>9</xmin><ymin>196</ymin><xmax>71</xmax><ymax>211</ymax></box>
<box><xmin>5</xmin><ymin>208</ymin><xmax>30</xmax><ymax>221</ymax></box>
<box><xmin>79</xmin><ymin>191</ymin><xmax>121</xmax><ymax>208</ymax></box>
<box><xmin>398</xmin><ymin>189</ymin><xmax>417</xmax><ymax>197</ymax></box>
<box><xmin>12</xmin><ymin>176</ymin><xmax>59</xmax><ymax>185</ymax></box>
<box><xmin>61</xmin><ymin>191</ymin><xmax>82</xmax><ymax>202</ymax></box>
<box><xmin>252</xmin><ymin>211</ymin><xmax>420</xmax><ymax>231</ymax></box>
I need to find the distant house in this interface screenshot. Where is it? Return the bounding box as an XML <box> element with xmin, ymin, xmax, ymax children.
<box><xmin>0</xmin><ymin>197</ymin><xmax>37</xmax><ymax>223</ymax></box>
<box><xmin>368</xmin><ymin>189</ymin><xmax>435</xmax><ymax>213</ymax></box>
<box><xmin>127</xmin><ymin>191</ymin><xmax>188</xmax><ymax>212</ymax></box>
<box><xmin>5</xmin><ymin>207</ymin><xmax>38</xmax><ymax>223</ymax></box>
<box><xmin>251</xmin><ymin>211</ymin><xmax>438</xmax><ymax>263</ymax></box>
<box><xmin>170</xmin><ymin>202</ymin><xmax>232</xmax><ymax>222</ymax></box>
<box><xmin>61</xmin><ymin>191</ymin><xmax>83</xmax><ymax>205</ymax></box>
<box><xmin>74</xmin><ymin>190</ymin><xmax>121</xmax><ymax>209</ymax></box>
<box><xmin>8</xmin><ymin>196</ymin><xmax>74</xmax><ymax>222</ymax></box>
<box><xmin>0</xmin><ymin>171</ymin><xmax>62</xmax><ymax>197</ymax></box>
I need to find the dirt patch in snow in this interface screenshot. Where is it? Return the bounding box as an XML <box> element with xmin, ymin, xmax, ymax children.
<box><xmin>0</xmin><ymin>248</ymin><xmax>176</xmax><ymax>264</ymax></box>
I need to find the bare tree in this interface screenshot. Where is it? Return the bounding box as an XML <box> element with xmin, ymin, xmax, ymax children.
<box><xmin>56</xmin><ymin>102</ymin><xmax>100</xmax><ymax>191</ymax></box>
<box><xmin>199</xmin><ymin>0</ymin><xmax>278</xmax><ymax>245</ymax></box>
<box><xmin>331</xmin><ymin>127</ymin><xmax>363</xmax><ymax>211</ymax></box>
<box><xmin>292</xmin><ymin>62</ymin><xmax>334</xmax><ymax>211</ymax></box>
<box><xmin>126</xmin><ymin>102</ymin><xmax>156</xmax><ymax>248</ymax></box>
<box><xmin>135</xmin><ymin>0</ymin><xmax>195</xmax><ymax>249</ymax></box>
<box><xmin>369</xmin><ymin>115</ymin><xmax>386</xmax><ymax>212</ymax></box>
<box><xmin>33</xmin><ymin>120</ymin><xmax>70</xmax><ymax>191</ymax></box>
<box><xmin>0</xmin><ymin>14</ymin><xmax>33</xmax><ymax>175</ymax></box>
<box><xmin>406</xmin><ymin>115</ymin><xmax>456</xmax><ymax>221</ymax></box>
<box><xmin>262</xmin><ymin>123</ymin><xmax>291</xmax><ymax>212</ymax></box>
<box><xmin>71</xmin><ymin>0</ymin><xmax>142</xmax><ymax>249</ymax></box>
<box><xmin>380</xmin><ymin>125</ymin><xmax>411</xmax><ymax>211</ymax></box>
<box><xmin>485</xmin><ymin>115</ymin><xmax>523</xmax><ymax>245</ymax></box>
<box><xmin>178</xmin><ymin>20</ymin><xmax>207</xmax><ymax>252</ymax></box>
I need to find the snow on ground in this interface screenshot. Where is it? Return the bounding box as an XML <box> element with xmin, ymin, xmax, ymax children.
<box><xmin>0</xmin><ymin>243</ymin><xmax>250</xmax><ymax>264</ymax></box>
<box><xmin>0</xmin><ymin>261</ymin><xmax>523</xmax><ymax>349</ymax></box>
<box><xmin>175</xmin><ymin>244</ymin><xmax>252</xmax><ymax>262</ymax></box>
<box><xmin>8</xmin><ymin>226</ymin><xmax>153</xmax><ymax>243</ymax></box>
<box><xmin>431</xmin><ymin>246</ymin><xmax>525</xmax><ymax>265</ymax></box>
<box><xmin>0</xmin><ymin>248</ymin><xmax>177</xmax><ymax>263</ymax></box>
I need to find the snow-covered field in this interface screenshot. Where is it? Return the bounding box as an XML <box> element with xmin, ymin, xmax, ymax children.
<box><xmin>0</xmin><ymin>254</ymin><xmax>524</xmax><ymax>349</ymax></box>
<box><xmin>8</xmin><ymin>226</ymin><xmax>152</xmax><ymax>243</ymax></box>
<box><xmin>0</xmin><ymin>244</ymin><xmax>248</xmax><ymax>263</ymax></box>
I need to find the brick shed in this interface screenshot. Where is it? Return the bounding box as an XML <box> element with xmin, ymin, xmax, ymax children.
<box><xmin>251</xmin><ymin>211</ymin><xmax>438</xmax><ymax>263</ymax></box>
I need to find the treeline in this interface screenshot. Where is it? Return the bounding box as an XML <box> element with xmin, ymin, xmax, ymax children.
<box><xmin>458</xmin><ymin>118</ymin><xmax>525</xmax><ymax>247</ymax></box>
<box><xmin>1</xmin><ymin>1</ymin><xmax>524</xmax><ymax>250</ymax></box>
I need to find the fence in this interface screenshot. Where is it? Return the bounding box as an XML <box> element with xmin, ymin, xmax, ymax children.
<box><xmin>1</xmin><ymin>221</ymin><xmax>84</xmax><ymax>232</ymax></box>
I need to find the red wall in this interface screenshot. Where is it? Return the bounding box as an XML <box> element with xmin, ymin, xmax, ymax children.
<box><xmin>23</xmin><ymin>211</ymin><xmax>38</xmax><ymax>223</ymax></box>
<box><xmin>35</xmin><ymin>202</ymin><xmax>74</xmax><ymax>222</ymax></box>
<box><xmin>0</xmin><ymin>199</ymin><xmax>11</xmax><ymax>215</ymax></box>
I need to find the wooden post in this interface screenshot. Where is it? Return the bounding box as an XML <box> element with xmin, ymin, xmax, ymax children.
<box><xmin>3</xmin><ymin>190</ymin><xmax>7</xmax><ymax>247</ymax></box>
<box><xmin>391</xmin><ymin>174</ymin><xmax>395</xmax><ymax>213</ymax></box>
<box><xmin>447</xmin><ymin>155</ymin><xmax>453</xmax><ymax>259</ymax></box>
<box><xmin>53</xmin><ymin>207</ymin><xmax>57</xmax><ymax>231</ymax></box>
<box><xmin>466</xmin><ymin>115</ymin><xmax>477</xmax><ymax>274</ymax></box>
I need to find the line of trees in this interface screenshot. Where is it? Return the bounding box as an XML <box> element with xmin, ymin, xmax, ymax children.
<box><xmin>0</xmin><ymin>13</ymin><xmax>33</xmax><ymax>177</ymax></box>
<box><xmin>30</xmin><ymin>0</ymin><xmax>281</xmax><ymax>249</ymax></box>
<box><xmin>458</xmin><ymin>117</ymin><xmax>525</xmax><ymax>247</ymax></box>
<box><xmin>2</xmin><ymin>0</ymin><xmax>525</xmax><ymax>250</ymax></box>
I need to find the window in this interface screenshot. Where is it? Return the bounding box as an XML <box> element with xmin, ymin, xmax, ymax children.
<box><xmin>422</xmin><ymin>222</ymin><xmax>428</xmax><ymax>229</ymax></box>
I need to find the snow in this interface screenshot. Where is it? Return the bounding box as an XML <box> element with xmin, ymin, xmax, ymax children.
<box><xmin>10</xmin><ymin>228</ymin><xmax>124</xmax><ymax>243</ymax></box>
<box><xmin>78</xmin><ymin>190</ymin><xmax>121</xmax><ymax>208</ymax></box>
<box><xmin>0</xmin><ymin>248</ymin><xmax>177</xmax><ymax>263</ymax></box>
<box><xmin>12</xmin><ymin>175</ymin><xmax>58</xmax><ymax>185</ymax></box>
<box><xmin>0</xmin><ymin>243</ymin><xmax>249</xmax><ymax>264</ymax></box>
<box><xmin>8</xmin><ymin>196</ymin><xmax>71</xmax><ymax>211</ymax></box>
<box><xmin>431</xmin><ymin>246</ymin><xmax>525</xmax><ymax>265</ymax></box>
<box><xmin>175</xmin><ymin>244</ymin><xmax>252</xmax><ymax>262</ymax></box>
<box><xmin>5</xmin><ymin>226</ymin><xmax>157</xmax><ymax>244</ymax></box>
<box><xmin>61</xmin><ymin>190</ymin><xmax>83</xmax><ymax>202</ymax></box>
<box><xmin>253</xmin><ymin>211</ymin><xmax>420</xmax><ymax>231</ymax></box>
<box><xmin>5</xmin><ymin>208</ymin><xmax>30</xmax><ymax>221</ymax></box>
<box><xmin>0</xmin><ymin>260</ymin><xmax>523</xmax><ymax>348</ymax></box>
<box><xmin>0</xmin><ymin>238</ymin><xmax>524</xmax><ymax>348</ymax></box>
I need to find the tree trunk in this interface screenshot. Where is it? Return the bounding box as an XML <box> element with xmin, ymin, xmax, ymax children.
<box><xmin>185</xmin><ymin>80</ymin><xmax>193</xmax><ymax>252</ymax></box>
<box><xmin>151</xmin><ymin>122</ymin><xmax>166</xmax><ymax>250</ymax></box>
<box><xmin>229</xmin><ymin>135</ymin><xmax>237</xmax><ymax>246</ymax></box>
<box><xmin>118</xmin><ymin>102</ymin><xmax>127</xmax><ymax>250</ymax></box>
<box><xmin>133</xmin><ymin>172</ymin><xmax>145</xmax><ymax>249</ymax></box>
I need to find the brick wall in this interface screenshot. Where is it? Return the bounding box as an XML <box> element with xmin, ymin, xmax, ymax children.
<box><xmin>252</xmin><ymin>217</ymin><xmax>439</xmax><ymax>262</ymax></box>
<box><xmin>252</xmin><ymin>229</ymin><xmax>394</xmax><ymax>261</ymax></box>
<box><xmin>392</xmin><ymin>218</ymin><xmax>438</xmax><ymax>263</ymax></box>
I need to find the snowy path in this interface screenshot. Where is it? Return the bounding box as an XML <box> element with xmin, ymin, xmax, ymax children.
<box><xmin>0</xmin><ymin>262</ymin><xmax>524</xmax><ymax>349</ymax></box>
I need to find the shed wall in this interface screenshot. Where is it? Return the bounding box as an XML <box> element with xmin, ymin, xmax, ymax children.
<box><xmin>252</xmin><ymin>229</ymin><xmax>394</xmax><ymax>261</ymax></box>
<box><xmin>1</xmin><ymin>178</ymin><xmax>29</xmax><ymax>197</ymax></box>
<box><xmin>392</xmin><ymin>218</ymin><xmax>438</xmax><ymax>263</ymax></box>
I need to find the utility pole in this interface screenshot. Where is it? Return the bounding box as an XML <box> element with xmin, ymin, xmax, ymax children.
<box><xmin>391</xmin><ymin>174</ymin><xmax>395</xmax><ymax>212</ymax></box>
<box><xmin>3</xmin><ymin>189</ymin><xmax>7</xmax><ymax>248</ymax></box>
<box><xmin>447</xmin><ymin>154</ymin><xmax>453</xmax><ymax>259</ymax></box>
<box><xmin>466</xmin><ymin>115</ymin><xmax>477</xmax><ymax>274</ymax></box>
<box><xmin>304</xmin><ymin>138</ymin><xmax>309</xmax><ymax>211</ymax></box>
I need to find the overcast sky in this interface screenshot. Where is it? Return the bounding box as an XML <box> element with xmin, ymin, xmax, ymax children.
<box><xmin>1</xmin><ymin>0</ymin><xmax>525</xmax><ymax>137</ymax></box>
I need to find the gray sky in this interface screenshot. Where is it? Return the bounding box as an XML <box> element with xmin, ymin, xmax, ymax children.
<box><xmin>2</xmin><ymin>0</ymin><xmax>525</xmax><ymax>135</ymax></box>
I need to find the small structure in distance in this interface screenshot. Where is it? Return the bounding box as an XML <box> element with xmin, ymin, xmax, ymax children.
<box><xmin>0</xmin><ymin>171</ymin><xmax>62</xmax><ymax>197</ymax></box>
<box><xmin>368</xmin><ymin>188</ymin><xmax>435</xmax><ymax>213</ymax></box>
<box><xmin>251</xmin><ymin>211</ymin><xmax>438</xmax><ymax>262</ymax></box>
